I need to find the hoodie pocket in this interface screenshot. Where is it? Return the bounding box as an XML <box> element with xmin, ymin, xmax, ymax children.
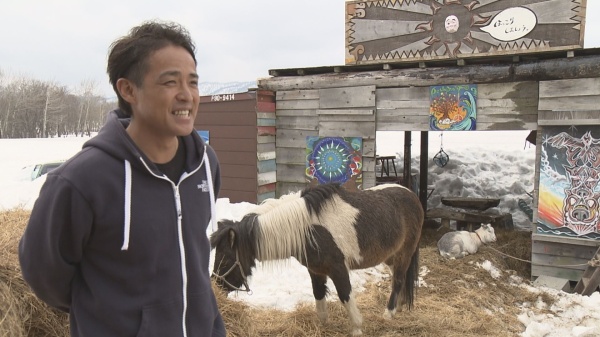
<box><xmin>186</xmin><ymin>291</ymin><xmax>226</xmax><ymax>337</ymax></box>
<box><xmin>136</xmin><ymin>298</ymin><xmax>183</xmax><ymax>337</ymax></box>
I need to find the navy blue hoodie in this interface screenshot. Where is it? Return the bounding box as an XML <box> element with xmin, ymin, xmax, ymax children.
<box><xmin>19</xmin><ymin>109</ymin><xmax>226</xmax><ymax>337</ymax></box>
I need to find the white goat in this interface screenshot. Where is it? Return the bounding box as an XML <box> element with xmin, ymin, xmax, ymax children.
<box><xmin>437</xmin><ymin>224</ymin><xmax>497</xmax><ymax>259</ymax></box>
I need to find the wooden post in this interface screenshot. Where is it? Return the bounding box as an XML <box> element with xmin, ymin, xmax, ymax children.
<box><xmin>403</xmin><ymin>131</ymin><xmax>411</xmax><ymax>189</ymax></box>
<box><xmin>419</xmin><ymin>132</ymin><xmax>429</xmax><ymax>211</ymax></box>
<box><xmin>573</xmin><ymin>247</ymin><xmax>600</xmax><ymax>296</ymax></box>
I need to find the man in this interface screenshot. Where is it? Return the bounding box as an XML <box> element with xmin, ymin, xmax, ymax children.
<box><xmin>19</xmin><ymin>21</ymin><xmax>226</xmax><ymax>337</ymax></box>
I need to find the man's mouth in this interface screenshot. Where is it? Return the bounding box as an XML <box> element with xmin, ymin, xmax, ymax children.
<box><xmin>173</xmin><ymin>110</ymin><xmax>190</xmax><ymax>117</ymax></box>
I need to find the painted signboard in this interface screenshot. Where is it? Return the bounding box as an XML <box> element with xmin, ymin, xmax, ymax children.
<box><xmin>429</xmin><ymin>84</ymin><xmax>477</xmax><ymax>131</ymax></box>
<box><xmin>306</xmin><ymin>136</ymin><xmax>363</xmax><ymax>190</ymax></box>
<box><xmin>197</xmin><ymin>130</ymin><xmax>210</xmax><ymax>144</ymax></box>
<box><xmin>346</xmin><ymin>0</ymin><xmax>586</xmax><ymax>65</ymax></box>
<box><xmin>537</xmin><ymin>125</ymin><xmax>600</xmax><ymax>240</ymax></box>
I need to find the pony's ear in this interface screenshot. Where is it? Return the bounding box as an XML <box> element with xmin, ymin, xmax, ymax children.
<box><xmin>228</xmin><ymin>229</ymin><xmax>237</xmax><ymax>249</ymax></box>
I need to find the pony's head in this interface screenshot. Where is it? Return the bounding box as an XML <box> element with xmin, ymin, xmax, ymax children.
<box><xmin>476</xmin><ymin>223</ymin><xmax>497</xmax><ymax>244</ymax></box>
<box><xmin>210</xmin><ymin>217</ymin><xmax>257</xmax><ymax>293</ymax></box>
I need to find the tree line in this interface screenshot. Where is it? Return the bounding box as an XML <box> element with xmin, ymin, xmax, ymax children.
<box><xmin>0</xmin><ymin>72</ymin><xmax>116</xmax><ymax>139</ymax></box>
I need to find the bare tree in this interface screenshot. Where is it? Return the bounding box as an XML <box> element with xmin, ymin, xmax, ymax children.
<box><xmin>0</xmin><ymin>74</ymin><xmax>116</xmax><ymax>139</ymax></box>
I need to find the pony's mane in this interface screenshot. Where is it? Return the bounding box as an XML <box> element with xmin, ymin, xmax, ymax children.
<box><xmin>301</xmin><ymin>183</ymin><xmax>344</xmax><ymax>217</ymax></box>
<box><xmin>254</xmin><ymin>183</ymin><xmax>356</xmax><ymax>262</ymax></box>
<box><xmin>254</xmin><ymin>196</ymin><xmax>314</xmax><ymax>261</ymax></box>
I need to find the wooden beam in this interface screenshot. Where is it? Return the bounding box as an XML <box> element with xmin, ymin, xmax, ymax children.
<box><xmin>419</xmin><ymin>131</ymin><xmax>428</xmax><ymax>210</ymax></box>
<box><xmin>259</xmin><ymin>54</ymin><xmax>600</xmax><ymax>91</ymax></box>
<box><xmin>426</xmin><ymin>208</ymin><xmax>507</xmax><ymax>223</ymax></box>
<box><xmin>403</xmin><ymin>131</ymin><xmax>411</xmax><ymax>190</ymax></box>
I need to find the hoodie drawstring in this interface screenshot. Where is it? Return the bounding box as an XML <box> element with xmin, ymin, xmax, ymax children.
<box><xmin>121</xmin><ymin>160</ymin><xmax>132</xmax><ymax>250</ymax></box>
<box><xmin>121</xmin><ymin>150</ymin><xmax>217</xmax><ymax>249</ymax></box>
<box><xmin>203</xmin><ymin>151</ymin><xmax>217</xmax><ymax>232</ymax></box>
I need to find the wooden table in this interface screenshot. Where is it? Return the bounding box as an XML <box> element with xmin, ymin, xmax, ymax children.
<box><xmin>375</xmin><ymin>156</ymin><xmax>400</xmax><ymax>185</ymax></box>
<box><xmin>441</xmin><ymin>197</ymin><xmax>500</xmax><ymax>211</ymax></box>
<box><xmin>427</xmin><ymin>197</ymin><xmax>512</xmax><ymax>231</ymax></box>
<box><xmin>376</xmin><ymin>155</ymin><xmax>397</xmax><ymax>178</ymax></box>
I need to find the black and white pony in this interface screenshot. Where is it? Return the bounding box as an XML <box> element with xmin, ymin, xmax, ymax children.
<box><xmin>210</xmin><ymin>183</ymin><xmax>424</xmax><ymax>336</ymax></box>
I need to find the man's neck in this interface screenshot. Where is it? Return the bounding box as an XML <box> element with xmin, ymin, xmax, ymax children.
<box><xmin>126</xmin><ymin>127</ymin><xmax>179</xmax><ymax>164</ymax></box>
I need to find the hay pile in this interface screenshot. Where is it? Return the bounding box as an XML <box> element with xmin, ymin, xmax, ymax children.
<box><xmin>0</xmin><ymin>209</ymin><xmax>69</xmax><ymax>337</ymax></box>
<box><xmin>2</xmin><ymin>210</ymin><xmax>539</xmax><ymax>337</ymax></box>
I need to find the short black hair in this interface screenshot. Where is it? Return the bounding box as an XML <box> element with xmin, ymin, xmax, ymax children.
<box><xmin>107</xmin><ymin>20</ymin><xmax>197</xmax><ymax>115</ymax></box>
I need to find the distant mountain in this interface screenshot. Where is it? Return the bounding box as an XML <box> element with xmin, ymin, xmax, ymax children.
<box><xmin>198</xmin><ymin>81</ymin><xmax>256</xmax><ymax>95</ymax></box>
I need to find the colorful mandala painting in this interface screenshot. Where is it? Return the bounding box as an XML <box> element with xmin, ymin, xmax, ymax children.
<box><xmin>306</xmin><ymin>136</ymin><xmax>363</xmax><ymax>190</ymax></box>
<box><xmin>429</xmin><ymin>84</ymin><xmax>477</xmax><ymax>131</ymax></box>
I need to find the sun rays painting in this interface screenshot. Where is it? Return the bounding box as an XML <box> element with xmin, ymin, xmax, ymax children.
<box><xmin>305</xmin><ymin>136</ymin><xmax>363</xmax><ymax>190</ymax></box>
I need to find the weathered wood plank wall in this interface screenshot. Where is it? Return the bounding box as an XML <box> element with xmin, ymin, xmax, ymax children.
<box><xmin>276</xmin><ymin>90</ymin><xmax>319</xmax><ymax>196</ymax></box>
<box><xmin>260</xmin><ymin>55</ymin><xmax>600</xmax><ymax>91</ymax></box>
<box><xmin>375</xmin><ymin>82</ymin><xmax>538</xmax><ymax>131</ymax></box>
<box><xmin>275</xmin><ymin>86</ymin><xmax>377</xmax><ymax>196</ymax></box>
<box><xmin>256</xmin><ymin>91</ymin><xmax>277</xmax><ymax>203</ymax></box>
<box><xmin>275</xmin><ymin>80</ymin><xmax>539</xmax><ymax>193</ymax></box>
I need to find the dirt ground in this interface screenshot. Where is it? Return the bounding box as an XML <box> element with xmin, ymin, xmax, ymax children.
<box><xmin>1</xmin><ymin>209</ymin><xmax>540</xmax><ymax>337</ymax></box>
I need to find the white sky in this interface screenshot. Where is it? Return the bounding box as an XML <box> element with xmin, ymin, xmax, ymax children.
<box><xmin>1</xmin><ymin>135</ymin><xmax>600</xmax><ymax>336</ymax></box>
<box><xmin>0</xmin><ymin>1</ymin><xmax>598</xmax><ymax>98</ymax></box>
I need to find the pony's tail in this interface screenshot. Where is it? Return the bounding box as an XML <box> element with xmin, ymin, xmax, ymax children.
<box><xmin>404</xmin><ymin>247</ymin><xmax>419</xmax><ymax>310</ymax></box>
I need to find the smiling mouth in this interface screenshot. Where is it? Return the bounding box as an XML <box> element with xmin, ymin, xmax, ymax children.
<box><xmin>173</xmin><ymin>110</ymin><xmax>191</xmax><ymax>117</ymax></box>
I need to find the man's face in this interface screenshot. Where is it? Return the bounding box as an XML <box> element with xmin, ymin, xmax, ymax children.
<box><xmin>128</xmin><ymin>45</ymin><xmax>199</xmax><ymax>140</ymax></box>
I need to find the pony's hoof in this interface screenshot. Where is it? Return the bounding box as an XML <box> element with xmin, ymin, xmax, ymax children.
<box><xmin>317</xmin><ymin>313</ymin><xmax>328</xmax><ymax>324</ymax></box>
<box><xmin>351</xmin><ymin>328</ymin><xmax>363</xmax><ymax>336</ymax></box>
<box><xmin>383</xmin><ymin>309</ymin><xmax>395</xmax><ymax>320</ymax></box>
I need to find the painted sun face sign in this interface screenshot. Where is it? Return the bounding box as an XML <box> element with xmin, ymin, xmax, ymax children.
<box><xmin>445</xmin><ymin>15</ymin><xmax>459</xmax><ymax>33</ymax></box>
<box><xmin>345</xmin><ymin>0</ymin><xmax>581</xmax><ymax>65</ymax></box>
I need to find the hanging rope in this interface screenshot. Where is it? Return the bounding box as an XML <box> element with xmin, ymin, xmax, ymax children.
<box><xmin>484</xmin><ymin>245</ymin><xmax>592</xmax><ymax>268</ymax></box>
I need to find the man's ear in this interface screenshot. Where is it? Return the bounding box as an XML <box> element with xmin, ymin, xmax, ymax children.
<box><xmin>116</xmin><ymin>78</ymin><xmax>137</xmax><ymax>105</ymax></box>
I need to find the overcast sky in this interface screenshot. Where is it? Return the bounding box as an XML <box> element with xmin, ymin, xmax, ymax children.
<box><xmin>1</xmin><ymin>1</ymin><xmax>598</xmax><ymax>98</ymax></box>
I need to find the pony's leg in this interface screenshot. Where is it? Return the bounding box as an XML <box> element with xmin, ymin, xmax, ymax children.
<box><xmin>309</xmin><ymin>271</ymin><xmax>329</xmax><ymax>324</ymax></box>
<box><xmin>329</xmin><ymin>269</ymin><xmax>363</xmax><ymax>336</ymax></box>
<box><xmin>386</xmin><ymin>248</ymin><xmax>420</xmax><ymax>319</ymax></box>
<box><xmin>384</xmin><ymin>274</ymin><xmax>402</xmax><ymax>319</ymax></box>
<box><xmin>384</xmin><ymin>253</ymin><xmax>411</xmax><ymax>319</ymax></box>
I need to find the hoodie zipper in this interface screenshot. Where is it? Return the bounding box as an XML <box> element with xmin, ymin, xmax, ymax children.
<box><xmin>138</xmin><ymin>156</ymin><xmax>205</xmax><ymax>337</ymax></box>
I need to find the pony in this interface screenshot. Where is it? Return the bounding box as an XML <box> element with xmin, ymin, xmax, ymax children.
<box><xmin>210</xmin><ymin>183</ymin><xmax>424</xmax><ymax>336</ymax></box>
<box><xmin>437</xmin><ymin>223</ymin><xmax>497</xmax><ymax>259</ymax></box>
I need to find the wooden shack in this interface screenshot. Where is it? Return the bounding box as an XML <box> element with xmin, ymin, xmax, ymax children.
<box><xmin>256</xmin><ymin>0</ymin><xmax>600</xmax><ymax>283</ymax></box>
<box><xmin>194</xmin><ymin>90</ymin><xmax>276</xmax><ymax>204</ymax></box>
